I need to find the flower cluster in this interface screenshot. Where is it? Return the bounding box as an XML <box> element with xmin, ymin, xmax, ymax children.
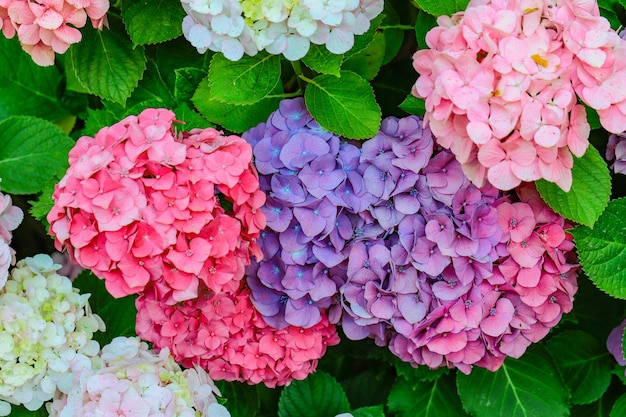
<box><xmin>242</xmin><ymin>99</ymin><xmax>578</xmax><ymax>374</ymax></box>
<box><xmin>135</xmin><ymin>286</ymin><xmax>340</xmax><ymax>388</ymax></box>
<box><xmin>0</xmin><ymin>0</ymin><xmax>109</xmax><ymax>66</ymax></box>
<box><xmin>412</xmin><ymin>0</ymin><xmax>626</xmax><ymax>191</ymax></box>
<box><xmin>607</xmin><ymin>132</ymin><xmax>626</xmax><ymax>175</ymax></box>
<box><xmin>0</xmin><ymin>189</ymin><xmax>23</xmax><ymax>289</ymax></box>
<box><xmin>47</xmin><ymin>108</ymin><xmax>265</xmax><ymax>304</ymax></box>
<box><xmin>242</xmin><ymin>97</ymin><xmax>383</xmax><ymax>329</ymax></box>
<box><xmin>180</xmin><ymin>0</ymin><xmax>384</xmax><ymax>61</ymax></box>
<box><xmin>47</xmin><ymin>336</ymin><xmax>231</xmax><ymax>417</ymax></box>
<box><xmin>0</xmin><ymin>254</ymin><xmax>105</xmax><ymax>416</ymax></box>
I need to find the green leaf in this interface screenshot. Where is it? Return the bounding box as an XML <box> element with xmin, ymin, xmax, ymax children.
<box><xmin>571</xmin><ymin>198</ymin><xmax>626</xmax><ymax>299</ymax></box>
<box><xmin>345</xmin><ymin>15</ymin><xmax>385</xmax><ymax>60</ymax></box>
<box><xmin>546</xmin><ymin>330</ymin><xmax>613</xmax><ymax>405</ymax></box>
<box><xmin>0</xmin><ymin>117</ymin><xmax>73</xmax><ymax>195</ymax></box>
<box><xmin>351</xmin><ymin>405</ymin><xmax>385</xmax><ymax>417</ymax></box>
<box><xmin>457</xmin><ymin>345</ymin><xmax>570</xmax><ymax>417</ymax></box>
<box><xmin>72</xmin><ymin>271</ymin><xmax>137</xmax><ymax>346</ymax></box>
<box><xmin>82</xmin><ymin>108</ymin><xmax>119</xmax><ymax>137</ymax></box>
<box><xmin>536</xmin><ymin>144</ymin><xmax>611</xmax><ymax>227</ymax></box>
<box><xmin>395</xmin><ymin>360</ymin><xmax>449</xmax><ymax>382</ymax></box>
<box><xmin>277</xmin><ymin>371</ymin><xmax>350</xmax><ymax>417</ymax></box>
<box><xmin>415</xmin><ymin>10</ymin><xmax>438</xmax><ymax>50</ymax></box>
<box><xmin>414</xmin><ymin>0</ymin><xmax>470</xmax><ymax>16</ymax></box>
<box><xmin>126</xmin><ymin>57</ymin><xmax>175</xmax><ymax>108</ymax></box>
<box><xmin>174</xmin><ymin>102</ymin><xmax>214</xmax><ymax>131</ymax></box>
<box><xmin>123</xmin><ymin>0</ymin><xmax>185</xmax><ymax>45</ymax></box>
<box><xmin>342</xmin><ymin>32</ymin><xmax>386</xmax><ymax>81</ymax></box>
<box><xmin>388</xmin><ymin>375</ymin><xmax>468</xmax><ymax>417</ymax></box>
<box><xmin>28</xmin><ymin>179</ymin><xmax>57</xmax><ymax>225</ymax></box>
<box><xmin>611</xmin><ymin>394</ymin><xmax>626</xmax><ymax>417</ymax></box>
<box><xmin>9</xmin><ymin>404</ymin><xmax>48</xmax><ymax>417</ymax></box>
<box><xmin>380</xmin><ymin>2</ymin><xmax>405</xmax><ymax>65</ymax></box>
<box><xmin>192</xmin><ymin>77</ymin><xmax>283</xmax><ymax>133</ymax></box>
<box><xmin>71</xmin><ymin>20</ymin><xmax>146</xmax><ymax>104</ymax></box>
<box><xmin>304</xmin><ymin>71</ymin><xmax>381</xmax><ymax>139</ymax></box>
<box><xmin>208</xmin><ymin>53</ymin><xmax>281</xmax><ymax>105</ymax></box>
<box><xmin>174</xmin><ymin>67</ymin><xmax>207</xmax><ymax>102</ymax></box>
<box><xmin>302</xmin><ymin>44</ymin><xmax>342</xmax><ymax>76</ymax></box>
<box><xmin>0</xmin><ymin>36</ymin><xmax>68</xmax><ymax>122</ymax></box>
<box><xmin>399</xmin><ymin>94</ymin><xmax>426</xmax><ymax>116</ymax></box>
<box><xmin>215</xmin><ymin>381</ymin><xmax>260</xmax><ymax>417</ymax></box>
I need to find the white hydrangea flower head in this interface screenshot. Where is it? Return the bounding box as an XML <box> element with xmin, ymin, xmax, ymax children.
<box><xmin>48</xmin><ymin>336</ymin><xmax>231</xmax><ymax>417</ymax></box>
<box><xmin>180</xmin><ymin>0</ymin><xmax>384</xmax><ymax>60</ymax></box>
<box><xmin>0</xmin><ymin>255</ymin><xmax>104</xmax><ymax>416</ymax></box>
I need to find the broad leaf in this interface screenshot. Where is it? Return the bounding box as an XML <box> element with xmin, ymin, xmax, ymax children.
<box><xmin>302</xmin><ymin>44</ymin><xmax>342</xmax><ymax>76</ymax></box>
<box><xmin>208</xmin><ymin>53</ymin><xmax>281</xmax><ymax>105</ymax></box>
<box><xmin>547</xmin><ymin>330</ymin><xmax>613</xmax><ymax>405</ymax></box>
<box><xmin>175</xmin><ymin>67</ymin><xmax>207</xmax><ymax>102</ymax></box>
<box><xmin>611</xmin><ymin>394</ymin><xmax>626</xmax><ymax>417</ymax></box>
<box><xmin>345</xmin><ymin>15</ymin><xmax>384</xmax><ymax>60</ymax></box>
<box><xmin>342</xmin><ymin>32</ymin><xmax>386</xmax><ymax>80</ymax></box>
<box><xmin>305</xmin><ymin>71</ymin><xmax>381</xmax><ymax>139</ymax></box>
<box><xmin>351</xmin><ymin>405</ymin><xmax>385</xmax><ymax>417</ymax></box>
<box><xmin>174</xmin><ymin>103</ymin><xmax>214</xmax><ymax>131</ymax></box>
<box><xmin>9</xmin><ymin>405</ymin><xmax>48</xmax><ymax>417</ymax></box>
<box><xmin>414</xmin><ymin>0</ymin><xmax>471</xmax><ymax>16</ymax></box>
<box><xmin>73</xmin><ymin>271</ymin><xmax>137</xmax><ymax>346</ymax></box>
<box><xmin>0</xmin><ymin>37</ymin><xmax>67</xmax><ymax>122</ymax></box>
<box><xmin>193</xmin><ymin>77</ymin><xmax>283</xmax><ymax>133</ymax></box>
<box><xmin>277</xmin><ymin>371</ymin><xmax>350</xmax><ymax>417</ymax></box>
<box><xmin>215</xmin><ymin>381</ymin><xmax>260</xmax><ymax>417</ymax></box>
<box><xmin>82</xmin><ymin>108</ymin><xmax>119</xmax><ymax>137</ymax></box>
<box><xmin>388</xmin><ymin>375</ymin><xmax>468</xmax><ymax>417</ymax></box>
<box><xmin>71</xmin><ymin>20</ymin><xmax>146</xmax><ymax>104</ymax></box>
<box><xmin>536</xmin><ymin>144</ymin><xmax>611</xmax><ymax>228</ymax></box>
<box><xmin>399</xmin><ymin>95</ymin><xmax>426</xmax><ymax>116</ymax></box>
<box><xmin>571</xmin><ymin>198</ymin><xmax>626</xmax><ymax>299</ymax></box>
<box><xmin>457</xmin><ymin>345</ymin><xmax>570</xmax><ymax>417</ymax></box>
<box><xmin>0</xmin><ymin>117</ymin><xmax>73</xmax><ymax>194</ymax></box>
<box><xmin>123</xmin><ymin>0</ymin><xmax>184</xmax><ymax>45</ymax></box>
<box><xmin>381</xmin><ymin>2</ymin><xmax>405</xmax><ymax>65</ymax></box>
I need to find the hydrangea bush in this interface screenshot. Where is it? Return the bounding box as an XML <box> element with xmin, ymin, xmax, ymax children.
<box><xmin>2</xmin><ymin>0</ymin><xmax>626</xmax><ymax>416</ymax></box>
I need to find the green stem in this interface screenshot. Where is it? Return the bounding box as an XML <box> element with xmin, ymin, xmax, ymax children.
<box><xmin>265</xmin><ymin>90</ymin><xmax>303</xmax><ymax>99</ymax></box>
<box><xmin>291</xmin><ymin>60</ymin><xmax>308</xmax><ymax>93</ymax></box>
<box><xmin>379</xmin><ymin>24</ymin><xmax>415</xmax><ymax>30</ymax></box>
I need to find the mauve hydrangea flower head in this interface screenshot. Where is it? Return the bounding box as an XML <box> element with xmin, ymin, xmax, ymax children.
<box><xmin>47</xmin><ymin>108</ymin><xmax>265</xmax><ymax>304</ymax></box>
<box><xmin>0</xmin><ymin>0</ymin><xmax>109</xmax><ymax>66</ymax></box>
<box><xmin>181</xmin><ymin>0</ymin><xmax>384</xmax><ymax>61</ymax></box>
<box><xmin>412</xmin><ymin>0</ymin><xmax>626</xmax><ymax>192</ymax></box>
<box><xmin>0</xmin><ymin>254</ymin><xmax>105</xmax><ymax>416</ymax></box>
<box><xmin>607</xmin><ymin>132</ymin><xmax>626</xmax><ymax>175</ymax></box>
<box><xmin>134</xmin><ymin>286</ymin><xmax>339</xmax><ymax>388</ymax></box>
<box><xmin>47</xmin><ymin>336</ymin><xmax>231</xmax><ymax>417</ymax></box>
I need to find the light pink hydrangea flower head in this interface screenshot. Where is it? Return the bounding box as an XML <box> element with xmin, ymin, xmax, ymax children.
<box><xmin>0</xmin><ymin>0</ymin><xmax>109</xmax><ymax>65</ymax></box>
<box><xmin>47</xmin><ymin>108</ymin><xmax>266</xmax><ymax>303</ymax></box>
<box><xmin>47</xmin><ymin>336</ymin><xmax>231</xmax><ymax>417</ymax></box>
<box><xmin>412</xmin><ymin>0</ymin><xmax>626</xmax><ymax>191</ymax></box>
<box><xmin>0</xmin><ymin>188</ymin><xmax>22</xmax><ymax>289</ymax></box>
<box><xmin>0</xmin><ymin>254</ymin><xmax>104</xmax><ymax>416</ymax></box>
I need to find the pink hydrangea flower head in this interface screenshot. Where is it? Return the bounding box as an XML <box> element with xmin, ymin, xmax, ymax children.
<box><xmin>48</xmin><ymin>108</ymin><xmax>265</xmax><ymax>303</ymax></box>
<box><xmin>409</xmin><ymin>0</ymin><xmax>626</xmax><ymax>191</ymax></box>
<box><xmin>47</xmin><ymin>336</ymin><xmax>231</xmax><ymax>417</ymax></box>
<box><xmin>0</xmin><ymin>0</ymin><xmax>109</xmax><ymax>65</ymax></box>
<box><xmin>135</xmin><ymin>286</ymin><xmax>340</xmax><ymax>387</ymax></box>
